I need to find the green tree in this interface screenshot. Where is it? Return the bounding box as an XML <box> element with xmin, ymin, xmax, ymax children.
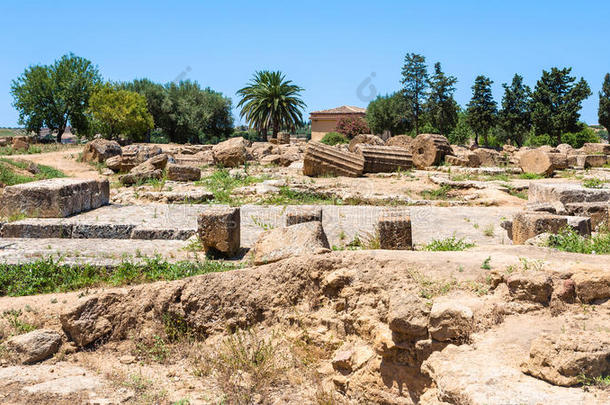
<box><xmin>425</xmin><ymin>62</ymin><xmax>459</xmax><ymax>136</ymax></box>
<box><xmin>366</xmin><ymin>92</ymin><xmax>410</xmax><ymax>136</ymax></box>
<box><xmin>530</xmin><ymin>67</ymin><xmax>591</xmax><ymax>144</ymax></box>
<box><xmin>498</xmin><ymin>74</ymin><xmax>531</xmax><ymax>146</ymax></box>
<box><xmin>88</xmin><ymin>85</ymin><xmax>154</xmax><ymax>141</ymax></box>
<box><xmin>401</xmin><ymin>53</ymin><xmax>428</xmax><ymax>135</ymax></box>
<box><xmin>162</xmin><ymin>81</ymin><xmax>234</xmax><ymax>144</ymax></box>
<box><xmin>11</xmin><ymin>53</ymin><xmax>101</xmax><ymax>142</ymax></box>
<box><xmin>448</xmin><ymin>110</ymin><xmax>473</xmax><ymax>145</ymax></box>
<box><xmin>237</xmin><ymin>71</ymin><xmax>306</xmax><ymax>138</ymax></box>
<box><xmin>466</xmin><ymin>75</ymin><xmax>497</xmax><ymax>145</ymax></box>
<box><xmin>598</xmin><ymin>73</ymin><xmax>610</xmax><ymax>133</ymax></box>
<box><xmin>119</xmin><ymin>79</ymin><xmax>167</xmax><ymax>129</ymax></box>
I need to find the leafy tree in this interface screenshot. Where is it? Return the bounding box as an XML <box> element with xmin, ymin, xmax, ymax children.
<box><xmin>466</xmin><ymin>75</ymin><xmax>497</xmax><ymax>145</ymax></box>
<box><xmin>598</xmin><ymin>73</ymin><xmax>610</xmax><ymax>133</ymax></box>
<box><xmin>11</xmin><ymin>53</ymin><xmax>101</xmax><ymax>142</ymax></box>
<box><xmin>561</xmin><ymin>125</ymin><xmax>600</xmax><ymax>148</ymax></box>
<box><xmin>119</xmin><ymin>79</ymin><xmax>167</xmax><ymax>129</ymax></box>
<box><xmin>530</xmin><ymin>67</ymin><xmax>591</xmax><ymax>144</ymax></box>
<box><xmin>425</xmin><ymin>62</ymin><xmax>459</xmax><ymax>136</ymax></box>
<box><xmin>366</xmin><ymin>92</ymin><xmax>409</xmax><ymax>135</ymax></box>
<box><xmin>236</xmin><ymin>71</ymin><xmax>306</xmax><ymax>138</ymax></box>
<box><xmin>88</xmin><ymin>85</ymin><xmax>154</xmax><ymax>141</ymax></box>
<box><xmin>162</xmin><ymin>81</ymin><xmax>234</xmax><ymax>144</ymax></box>
<box><xmin>498</xmin><ymin>74</ymin><xmax>531</xmax><ymax>146</ymax></box>
<box><xmin>320</xmin><ymin>132</ymin><xmax>349</xmax><ymax>146</ymax></box>
<box><xmin>401</xmin><ymin>53</ymin><xmax>428</xmax><ymax>135</ymax></box>
<box><xmin>335</xmin><ymin>116</ymin><xmax>370</xmax><ymax>138</ymax></box>
<box><xmin>448</xmin><ymin>110</ymin><xmax>473</xmax><ymax>145</ymax></box>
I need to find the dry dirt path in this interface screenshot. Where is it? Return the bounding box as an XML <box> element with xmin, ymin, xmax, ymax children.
<box><xmin>4</xmin><ymin>148</ymin><xmax>100</xmax><ymax>179</ymax></box>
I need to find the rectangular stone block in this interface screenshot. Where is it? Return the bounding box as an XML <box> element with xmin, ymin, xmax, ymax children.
<box><xmin>0</xmin><ymin>220</ymin><xmax>72</xmax><ymax>238</ymax></box>
<box><xmin>166</xmin><ymin>163</ymin><xmax>201</xmax><ymax>182</ymax></box>
<box><xmin>198</xmin><ymin>207</ymin><xmax>240</xmax><ymax>257</ymax></box>
<box><xmin>0</xmin><ymin>178</ymin><xmax>109</xmax><ymax>218</ymax></box>
<box><xmin>286</xmin><ymin>207</ymin><xmax>323</xmax><ymax>226</ymax></box>
<box><xmin>528</xmin><ymin>183</ymin><xmax>610</xmax><ymax>205</ymax></box>
<box><xmin>512</xmin><ymin>212</ymin><xmax>568</xmax><ymax>245</ymax></box>
<box><xmin>564</xmin><ymin>202</ymin><xmax>610</xmax><ymax>230</ymax></box>
<box><xmin>576</xmin><ymin>154</ymin><xmax>608</xmax><ymax>168</ymax></box>
<box><xmin>377</xmin><ymin>210</ymin><xmax>413</xmax><ymax>250</ymax></box>
<box><xmin>582</xmin><ymin>143</ymin><xmax>610</xmax><ymax>155</ymax></box>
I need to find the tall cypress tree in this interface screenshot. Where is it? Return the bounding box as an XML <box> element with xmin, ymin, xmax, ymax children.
<box><xmin>530</xmin><ymin>67</ymin><xmax>591</xmax><ymax>144</ymax></box>
<box><xmin>599</xmin><ymin>73</ymin><xmax>610</xmax><ymax>133</ymax></box>
<box><xmin>466</xmin><ymin>75</ymin><xmax>497</xmax><ymax>146</ymax></box>
<box><xmin>426</xmin><ymin>62</ymin><xmax>459</xmax><ymax>136</ymax></box>
<box><xmin>401</xmin><ymin>53</ymin><xmax>428</xmax><ymax>135</ymax></box>
<box><xmin>498</xmin><ymin>74</ymin><xmax>531</xmax><ymax>146</ymax></box>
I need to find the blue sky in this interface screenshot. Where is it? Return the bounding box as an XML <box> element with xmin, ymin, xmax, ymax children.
<box><xmin>1</xmin><ymin>0</ymin><xmax>608</xmax><ymax>126</ymax></box>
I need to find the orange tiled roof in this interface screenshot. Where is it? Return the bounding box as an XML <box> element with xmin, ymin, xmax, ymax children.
<box><xmin>310</xmin><ymin>105</ymin><xmax>366</xmax><ymax>115</ymax></box>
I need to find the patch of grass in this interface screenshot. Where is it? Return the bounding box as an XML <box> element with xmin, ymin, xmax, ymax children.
<box><xmin>0</xmin><ymin>158</ymin><xmax>66</xmax><ymax>186</ymax></box>
<box><xmin>0</xmin><ymin>256</ymin><xmax>238</xmax><ymax>297</ymax></box>
<box><xmin>196</xmin><ymin>168</ymin><xmax>268</xmax><ymax>204</ymax></box>
<box><xmin>501</xmin><ymin>183</ymin><xmax>528</xmax><ymax>199</ymax></box>
<box><xmin>122</xmin><ymin>372</ymin><xmax>168</xmax><ymax>404</ymax></box>
<box><xmin>483</xmin><ymin>224</ymin><xmax>495</xmax><ymax>237</ymax></box>
<box><xmin>577</xmin><ymin>374</ymin><xmax>610</xmax><ymax>388</ymax></box>
<box><xmin>2</xmin><ymin>309</ymin><xmax>38</xmax><ymax>334</ymax></box>
<box><xmin>424</xmin><ymin>235</ymin><xmax>475</xmax><ymax>251</ymax></box>
<box><xmin>408</xmin><ymin>270</ymin><xmax>458</xmax><ymax>299</ymax></box>
<box><xmin>582</xmin><ymin>178</ymin><xmax>606</xmax><ymax>189</ymax></box>
<box><xmin>258</xmin><ymin>186</ymin><xmax>343</xmax><ymax>205</ymax></box>
<box><xmin>546</xmin><ymin>227</ymin><xmax>610</xmax><ymax>254</ymax></box>
<box><xmin>519</xmin><ymin>172</ymin><xmax>544</xmax><ymax>180</ymax></box>
<box><xmin>0</xmin><ymin>143</ymin><xmax>78</xmax><ymax>156</ymax></box>
<box><xmin>420</xmin><ymin>185</ymin><xmax>452</xmax><ymax>200</ymax></box>
<box><xmin>481</xmin><ymin>256</ymin><xmax>492</xmax><ymax>270</ymax></box>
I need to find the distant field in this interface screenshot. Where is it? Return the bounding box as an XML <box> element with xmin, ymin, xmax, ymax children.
<box><xmin>0</xmin><ymin>128</ymin><xmax>27</xmax><ymax>137</ymax></box>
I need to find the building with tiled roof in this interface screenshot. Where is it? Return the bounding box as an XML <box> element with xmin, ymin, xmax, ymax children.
<box><xmin>310</xmin><ymin>105</ymin><xmax>366</xmax><ymax>141</ymax></box>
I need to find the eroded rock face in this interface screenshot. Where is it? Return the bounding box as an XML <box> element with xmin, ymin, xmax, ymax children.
<box><xmin>82</xmin><ymin>139</ymin><xmax>122</xmax><ymax>163</ymax></box>
<box><xmin>506</xmin><ymin>273</ymin><xmax>553</xmax><ymax>304</ymax></box>
<box><xmin>251</xmin><ymin>221</ymin><xmax>330</xmax><ymax>265</ymax></box>
<box><xmin>521</xmin><ymin>331</ymin><xmax>610</xmax><ymax>386</ymax></box>
<box><xmin>213</xmin><ymin>137</ymin><xmax>247</xmax><ymax>167</ymax></box>
<box><xmin>197</xmin><ymin>207</ymin><xmax>240</xmax><ymax>257</ymax></box>
<box><xmin>511</xmin><ymin>212</ymin><xmax>568</xmax><ymax>245</ymax></box>
<box><xmin>166</xmin><ymin>163</ymin><xmax>201</xmax><ymax>182</ymax></box>
<box><xmin>411</xmin><ymin>134</ymin><xmax>452</xmax><ymax>169</ymax></box>
<box><xmin>388</xmin><ymin>293</ymin><xmax>429</xmax><ymax>339</ymax></box>
<box><xmin>347</xmin><ymin>134</ymin><xmax>385</xmax><ymax>153</ymax></box>
<box><xmin>428</xmin><ymin>300</ymin><xmax>473</xmax><ymax>342</ymax></box>
<box><xmin>303</xmin><ymin>142</ymin><xmax>364</xmax><ymax>177</ymax></box>
<box><xmin>519</xmin><ymin>149</ymin><xmax>567</xmax><ymax>176</ymax></box>
<box><xmin>6</xmin><ymin>330</ymin><xmax>62</xmax><ymax>364</ymax></box>
<box><xmin>385</xmin><ymin>135</ymin><xmax>413</xmax><ymax>151</ymax></box>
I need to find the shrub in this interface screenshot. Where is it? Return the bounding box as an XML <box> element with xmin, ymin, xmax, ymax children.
<box><xmin>424</xmin><ymin>235</ymin><xmax>475</xmax><ymax>251</ymax></box>
<box><xmin>320</xmin><ymin>132</ymin><xmax>349</xmax><ymax>146</ymax></box>
<box><xmin>582</xmin><ymin>178</ymin><xmax>605</xmax><ymax>189</ymax></box>
<box><xmin>335</xmin><ymin>116</ymin><xmax>370</xmax><ymax>138</ymax></box>
<box><xmin>546</xmin><ymin>227</ymin><xmax>610</xmax><ymax>254</ymax></box>
<box><xmin>562</xmin><ymin>127</ymin><xmax>600</xmax><ymax>148</ymax></box>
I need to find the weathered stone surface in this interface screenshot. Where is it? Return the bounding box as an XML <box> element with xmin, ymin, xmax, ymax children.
<box><xmin>521</xmin><ymin>331</ymin><xmax>610</xmax><ymax>386</ymax></box>
<box><xmin>506</xmin><ymin>273</ymin><xmax>553</xmax><ymax>304</ymax></box>
<box><xmin>428</xmin><ymin>300</ymin><xmax>473</xmax><ymax>342</ymax></box>
<box><xmin>251</xmin><ymin>221</ymin><xmax>330</xmax><ymax>265</ymax></box>
<box><xmin>81</xmin><ymin>139</ymin><xmax>122</xmax><ymax>163</ymax></box>
<box><xmin>12</xmin><ymin>137</ymin><xmax>30</xmax><ymax>151</ymax></box>
<box><xmin>387</xmin><ymin>293</ymin><xmax>429</xmax><ymax>339</ymax></box>
<box><xmin>277</xmin><ymin>132</ymin><xmax>291</xmax><ymax>144</ymax></box>
<box><xmin>473</xmin><ymin>148</ymin><xmax>502</xmax><ymax>166</ymax></box>
<box><xmin>576</xmin><ymin>154</ymin><xmax>608</xmax><ymax>168</ymax></box>
<box><xmin>582</xmin><ymin>142</ymin><xmax>610</xmax><ymax>155</ymax></box>
<box><xmin>61</xmin><ymin>293</ymin><xmax>117</xmax><ymax>347</ymax></box>
<box><xmin>511</xmin><ymin>212</ymin><xmax>568</xmax><ymax>244</ymax></box>
<box><xmin>446</xmin><ymin>152</ymin><xmax>480</xmax><ymax>168</ymax></box>
<box><xmin>0</xmin><ymin>178</ymin><xmax>109</xmax><ymax>218</ymax></box>
<box><xmin>566</xmin><ymin>215</ymin><xmax>592</xmax><ymax>237</ymax></box>
<box><xmin>166</xmin><ymin>163</ymin><xmax>201</xmax><ymax>182</ymax></box>
<box><xmin>285</xmin><ymin>207</ymin><xmax>322</xmax><ymax>226</ymax></box>
<box><xmin>385</xmin><ymin>135</ymin><xmax>413</xmax><ymax>151</ymax></box>
<box><xmin>260</xmin><ymin>154</ymin><xmax>282</xmax><ymax>166</ymax></box>
<box><xmin>564</xmin><ymin>202</ymin><xmax>609</xmax><ymax>229</ymax></box>
<box><xmin>197</xmin><ymin>207</ymin><xmax>240</xmax><ymax>257</ymax></box>
<box><xmin>348</xmin><ymin>134</ymin><xmax>385</xmax><ymax>153</ymax></box>
<box><xmin>147</xmin><ymin>153</ymin><xmax>169</xmax><ymax>170</ymax></box>
<box><xmin>528</xmin><ymin>182</ymin><xmax>610</xmax><ymax>205</ymax></box>
<box><xmin>519</xmin><ymin>149</ymin><xmax>568</xmax><ymax>176</ymax></box>
<box><xmin>572</xmin><ymin>269</ymin><xmax>610</xmax><ymax>303</ymax></box>
<box><xmin>105</xmin><ymin>155</ymin><xmax>122</xmax><ymax>172</ymax></box>
<box><xmin>0</xmin><ymin>220</ymin><xmax>72</xmax><ymax>238</ymax></box>
<box><xmin>303</xmin><ymin>141</ymin><xmax>364</xmax><ymax>177</ymax></box>
<box><xmin>250</xmin><ymin>142</ymin><xmax>273</xmax><ymax>159</ymax></box>
<box><xmin>377</xmin><ymin>210</ymin><xmax>412</xmax><ymax>250</ymax></box>
<box><xmin>556</xmin><ymin>143</ymin><xmax>574</xmax><ymax>155</ymax></box>
<box><xmin>355</xmin><ymin>145</ymin><xmax>413</xmax><ymax>173</ymax></box>
<box><xmin>411</xmin><ymin>133</ymin><xmax>452</xmax><ymax>169</ymax></box>
<box><xmin>6</xmin><ymin>330</ymin><xmax>62</xmax><ymax>364</ymax></box>
<box><xmin>212</xmin><ymin>137</ymin><xmax>247</xmax><ymax>167</ymax></box>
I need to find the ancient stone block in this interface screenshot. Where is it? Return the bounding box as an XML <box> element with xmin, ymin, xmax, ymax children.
<box><xmin>528</xmin><ymin>183</ymin><xmax>610</xmax><ymax>205</ymax></box>
<box><xmin>519</xmin><ymin>150</ymin><xmax>568</xmax><ymax>176</ymax></box>
<box><xmin>348</xmin><ymin>134</ymin><xmax>385</xmax><ymax>152</ymax></box>
<box><xmin>356</xmin><ymin>145</ymin><xmax>413</xmax><ymax>173</ymax></box>
<box><xmin>511</xmin><ymin>212</ymin><xmax>568</xmax><ymax>245</ymax></box>
<box><xmin>473</xmin><ymin>148</ymin><xmax>502</xmax><ymax>166</ymax></box>
<box><xmin>506</xmin><ymin>273</ymin><xmax>553</xmax><ymax>304</ymax></box>
<box><xmin>428</xmin><ymin>300</ymin><xmax>473</xmax><ymax>342</ymax></box>
<box><xmin>582</xmin><ymin>142</ymin><xmax>610</xmax><ymax>155</ymax></box>
<box><xmin>212</xmin><ymin>137</ymin><xmax>247</xmax><ymax>167</ymax></box>
<box><xmin>564</xmin><ymin>202</ymin><xmax>609</xmax><ymax>229</ymax></box>
<box><xmin>0</xmin><ymin>220</ymin><xmax>73</xmax><ymax>238</ymax></box>
<box><xmin>251</xmin><ymin>221</ymin><xmax>330</xmax><ymax>265</ymax></box>
<box><xmin>388</xmin><ymin>293</ymin><xmax>429</xmax><ymax>339</ymax></box>
<box><xmin>377</xmin><ymin>210</ymin><xmax>412</xmax><ymax>250</ymax></box>
<box><xmin>197</xmin><ymin>207</ymin><xmax>240</xmax><ymax>257</ymax></box>
<box><xmin>81</xmin><ymin>139</ymin><xmax>122</xmax><ymax>163</ymax></box>
<box><xmin>6</xmin><ymin>329</ymin><xmax>62</xmax><ymax>364</ymax></box>
<box><xmin>285</xmin><ymin>207</ymin><xmax>322</xmax><ymax>226</ymax></box>
<box><xmin>411</xmin><ymin>133</ymin><xmax>452</xmax><ymax>169</ymax></box>
<box><xmin>385</xmin><ymin>135</ymin><xmax>413</xmax><ymax>151</ymax></box>
<box><xmin>303</xmin><ymin>141</ymin><xmax>364</xmax><ymax>177</ymax></box>
<box><xmin>166</xmin><ymin>163</ymin><xmax>201</xmax><ymax>182</ymax></box>
<box><xmin>0</xmin><ymin>178</ymin><xmax>109</xmax><ymax>218</ymax></box>
<box><xmin>572</xmin><ymin>270</ymin><xmax>610</xmax><ymax>303</ymax></box>
<box><xmin>576</xmin><ymin>154</ymin><xmax>608</xmax><ymax>168</ymax></box>
<box><xmin>11</xmin><ymin>136</ymin><xmax>30</xmax><ymax>151</ymax></box>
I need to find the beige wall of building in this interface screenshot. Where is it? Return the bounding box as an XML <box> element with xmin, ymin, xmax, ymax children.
<box><xmin>311</xmin><ymin>117</ymin><xmax>341</xmax><ymax>141</ymax></box>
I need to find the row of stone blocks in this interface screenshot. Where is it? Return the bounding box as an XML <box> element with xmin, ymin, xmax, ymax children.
<box><xmin>197</xmin><ymin>206</ymin><xmax>413</xmax><ymax>257</ymax></box>
<box><xmin>0</xmin><ymin>178</ymin><xmax>110</xmax><ymax>218</ymax></box>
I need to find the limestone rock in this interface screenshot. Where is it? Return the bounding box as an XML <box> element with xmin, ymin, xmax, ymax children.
<box><xmin>511</xmin><ymin>212</ymin><xmax>568</xmax><ymax>245</ymax></box>
<box><xmin>506</xmin><ymin>273</ymin><xmax>553</xmax><ymax>304</ymax></box>
<box><xmin>572</xmin><ymin>270</ymin><xmax>610</xmax><ymax>303</ymax></box>
<box><xmin>61</xmin><ymin>293</ymin><xmax>118</xmax><ymax>347</ymax></box>
<box><xmin>411</xmin><ymin>134</ymin><xmax>452</xmax><ymax>169</ymax></box>
<box><xmin>582</xmin><ymin>142</ymin><xmax>610</xmax><ymax>155</ymax></box>
<box><xmin>355</xmin><ymin>145</ymin><xmax>413</xmax><ymax>173</ymax></box>
<box><xmin>303</xmin><ymin>141</ymin><xmax>364</xmax><ymax>177</ymax></box>
<box><xmin>519</xmin><ymin>149</ymin><xmax>568</xmax><ymax>176</ymax></box>
<box><xmin>166</xmin><ymin>163</ymin><xmax>201</xmax><ymax>182</ymax></box>
<box><xmin>473</xmin><ymin>148</ymin><xmax>502</xmax><ymax>166</ymax></box>
<box><xmin>251</xmin><ymin>221</ymin><xmax>330</xmax><ymax>265</ymax></box>
<box><xmin>105</xmin><ymin>155</ymin><xmax>122</xmax><ymax>172</ymax></box>
<box><xmin>387</xmin><ymin>293</ymin><xmax>429</xmax><ymax>339</ymax></box>
<box><xmin>6</xmin><ymin>329</ymin><xmax>62</xmax><ymax>363</ymax></box>
<box><xmin>348</xmin><ymin>134</ymin><xmax>385</xmax><ymax>153</ymax></box>
<box><xmin>285</xmin><ymin>207</ymin><xmax>322</xmax><ymax>226</ymax></box>
<box><xmin>213</xmin><ymin>137</ymin><xmax>247</xmax><ymax>167</ymax></box>
<box><xmin>521</xmin><ymin>331</ymin><xmax>610</xmax><ymax>386</ymax></box>
<box><xmin>528</xmin><ymin>182</ymin><xmax>610</xmax><ymax>205</ymax></box>
<box><xmin>260</xmin><ymin>154</ymin><xmax>282</xmax><ymax>166</ymax></box>
<box><xmin>197</xmin><ymin>207</ymin><xmax>240</xmax><ymax>257</ymax></box>
<box><xmin>385</xmin><ymin>135</ymin><xmax>413</xmax><ymax>151</ymax></box>
<box><xmin>377</xmin><ymin>210</ymin><xmax>412</xmax><ymax>250</ymax></box>
<box><xmin>428</xmin><ymin>300</ymin><xmax>473</xmax><ymax>342</ymax></box>
<box><xmin>81</xmin><ymin>139</ymin><xmax>122</xmax><ymax>163</ymax></box>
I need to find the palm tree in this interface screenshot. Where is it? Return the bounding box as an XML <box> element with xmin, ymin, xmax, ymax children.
<box><xmin>236</xmin><ymin>71</ymin><xmax>306</xmax><ymax>139</ymax></box>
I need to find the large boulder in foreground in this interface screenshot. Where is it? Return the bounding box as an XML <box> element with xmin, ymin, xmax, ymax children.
<box><xmin>521</xmin><ymin>331</ymin><xmax>610</xmax><ymax>386</ymax></box>
<box><xmin>6</xmin><ymin>329</ymin><xmax>63</xmax><ymax>364</ymax></box>
<box><xmin>213</xmin><ymin>137</ymin><xmax>248</xmax><ymax>167</ymax></box>
<box><xmin>519</xmin><ymin>149</ymin><xmax>567</xmax><ymax>176</ymax></box>
<box><xmin>0</xmin><ymin>178</ymin><xmax>109</xmax><ymax>218</ymax></box>
<box><xmin>411</xmin><ymin>134</ymin><xmax>452</xmax><ymax>169</ymax></box>
<box><xmin>251</xmin><ymin>221</ymin><xmax>330</xmax><ymax>265</ymax></box>
<box><xmin>82</xmin><ymin>139</ymin><xmax>122</xmax><ymax>163</ymax></box>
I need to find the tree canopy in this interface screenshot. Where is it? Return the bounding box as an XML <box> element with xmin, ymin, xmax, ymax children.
<box><xmin>598</xmin><ymin>73</ymin><xmax>610</xmax><ymax>133</ymax></box>
<box><xmin>366</xmin><ymin>92</ymin><xmax>409</xmax><ymax>136</ymax></box>
<box><xmin>11</xmin><ymin>53</ymin><xmax>101</xmax><ymax>142</ymax></box>
<box><xmin>401</xmin><ymin>53</ymin><xmax>428</xmax><ymax>135</ymax></box>
<box><xmin>498</xmin><ymin>74</ymin><xmax>531</xmax><ymax>146</ymax></box>
<box><xmin>530</xmin><ymin>67</ymin><xmax>591</xmax><ymax>144</ymax></box>
<box><xmin>425</xmin><ymin>62</ymin><xmax>459</xmax><ymax>136</ymax></box>
<box><xmin>236</xmin><ymin>71</ymin><xmax>306</xmax><ymax>138</ymax></box>
<box><xmin>466</xmin><ymin>75</ymin><xmax>497</xmax><ymax>146</ymax></box>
